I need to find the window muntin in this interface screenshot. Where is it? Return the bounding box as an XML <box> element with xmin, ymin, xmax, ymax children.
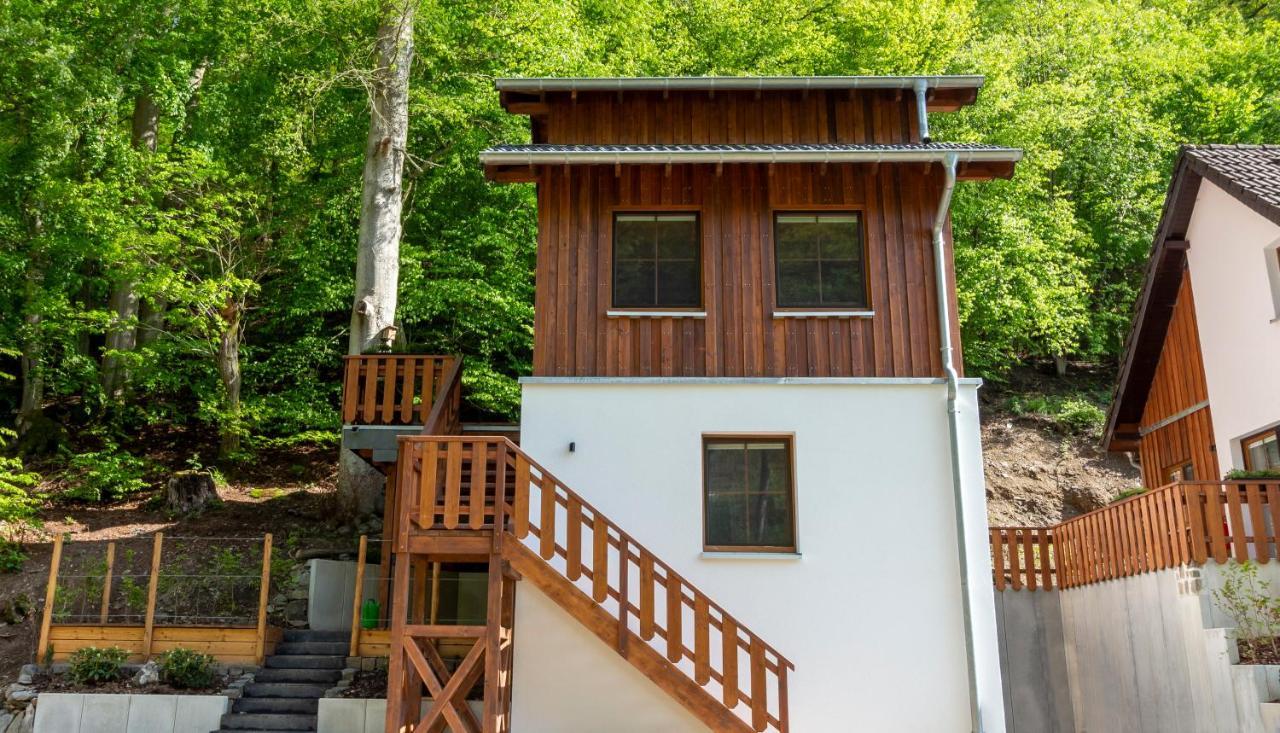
<box><xmin>1243</xmin><ymin>429</ymin><xmax>1280</xmax><ymax>471</ymax></box>
<box><xmin>774</xmin><ymin>212</ymin><xmax>867</xmax><ymax>309</ymax></box>
<box><xmin>1166</xmin><ymin>462</ymin><xmax>1195</xmax><ymax>484</ymax></box>
<box><xmin>612</xmin><ymin>213</ymin><xmax>701</xmax><ymax>308</ymax></box>
<box><xmin>703</xmin><ymin>438</ymin><xmax>795</xmax><ymax>552</ymax></box>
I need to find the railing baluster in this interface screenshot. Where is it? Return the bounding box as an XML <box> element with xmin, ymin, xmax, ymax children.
<box><xmin>513</xmin><ymin>457</ymin><xmax>530</xmax><ymax>539</ymax></box>
<box><xmin>666</xmin><ymin>571</ymin><xmax>682</xmax><ymax>662</ymax></box>
<box><xmin>539</xmin><ymin>475</ymin><xmax>556</xmax><ymax>560</ymax></box>
<box><xmin>592</xmin><ymin>514</ymin><xmax>609</xmax><ymax>603</ymax></box>
<box><xmin>1023</xmin><ymin>529</ymin><xmax>1036</xmax><ymax>591</ymax></box>
<box><xmin>694</xmin><ymin>597</ymin><xmax>710</xmax><ymax>684</ymax></box>
<box><xmin>361</xmin><ymin>357</ymin><xmax>378</xmax><ymax>422</ymax></box>
<box><xmin>1009</xmin><ymin>529</ymin><xmax>1023</xmax><ymax>590</ymax></box>
<box><xmin>342</xmin><ymin>358</ymin><xmax>360</xmax><ymax>423</ymax></box>
<box><xmin>418</xmin><ymin>442</ymin><xmax>438</xmax><ymax>529</ymax></box>
<box><xmin>1267</xmin><ymin>483</ymin><xmax>1280</xmax><ymax>562</ymax></box>
<box><xmin>991</xmin><ymin>529</ymin><xmax>1004</xmax><ymax>591</ymax></box>
<box><xmin>444</xmin><ymin>441</ymin><xmax>462</xmax><ymax>529</ymax></box>
<box><xmin>639</xmin><ymin>554</ymin><xmax>655</xmax><ymax>640</ymax></box>
<box><xmin>750</xmin><ymin>638</ymin><xmax>767</xmax><ymax>731</ymax></box>
<box><xmin>398</xmin><ymin>358</ymin><xmax>416</xmax><ymax>423</ymax></box>
<box><xmin>469</xmin><ymin>441</ymin><xmax>487</xmax><ymax>530</ymax></box>
<box><xmin>1248</xmin><ymin>483</ymin><xmax>1268</xmax><ymax>562</ymax></box>
<box><xmin>566</xmin><ymin>497</ymin><xmax>582</xmax><ymax>581</ymax></box>
<box><xmin>1227</xmin><ymin>483</ymin><xmax>1248</xmax><ymax>562</ymax></box>
<box><xmin>722</xmin><ymin>615</ymin><xmax>739</xmax><ymax>708</ymax></box>
<box><xmin>379</xmin><ymin>357</ymin><xmax>396</xmax><ymax>423</ymax></box>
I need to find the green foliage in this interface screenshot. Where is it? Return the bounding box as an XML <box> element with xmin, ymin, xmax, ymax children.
<box><xmin>1226</xmin><ymin>469</ymin><xmax>1280</xmax><ymax>480</ymax></box>
<box><xmin>66</xmin><ymin>646</ymin><xmax>129</xmax><ymax>685</ymax></box>
<box><xmin>158</xmin><ymin>647</ymin><xmax>217</xmax><ymax>689</ymax></box>
<box><xmin>1112</xmin><ymin>487</ymin><xmax>1147</xmax><ymax>503</ymax></box>
<box><xmin>0</xmin><ymin>542</ymin><xmax>27</xmax><ymax>573</ymax></box>
<box><xmin>1214</xmin><ymin>562</ymin><xmax>1280</xmax><ymax>657</ymax></box>
<box><xmin>0</xmin><ymin>426</ymin><xmax>41</xmax><ymax>543</ymax></box>
<box><xmin>63</xmin><ymin>446</ymin><xmax>148</xmax><ymax>502</ymax></box>
<box><xmin>1005</xmin><ymin>393</ymin><xmax>1107</xmax><ymax>435</ymax></box>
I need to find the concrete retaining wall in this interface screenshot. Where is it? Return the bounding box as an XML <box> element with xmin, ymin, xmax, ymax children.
<box><xmin>33</xmin><ymin>693</ymin><xmax>228</xmax><ymax>733</ymax></box>
<box><xmin>992</xmin><ymin>589</ymin><xmax>1074</xmax><ymax>732</ymax></box>
<box><xmin>317</xmin><ymin>698</ymin><xmax>484</xmax><ymax>733</ymax></box>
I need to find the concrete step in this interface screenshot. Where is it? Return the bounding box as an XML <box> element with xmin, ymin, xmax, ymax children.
<box><xmin>282</xmin><ymin>629</ymin><xmax>348</xmax><ymax>643</ymax></box>
<box><xmin>243</xmin><ymin>682</ymin><xmax>329</xmax><ymax>699</ymax></box>
<box><xmin>265</xmin><ymin>655</ymin><xmax>346</xmax><ymax>670</ymax></box>
<box><xmin>272</xmin><ymin>641</ymin><xmax>348</xmax><ymax>656</ymax></box>
<box><xmin>219</xmin><ymin>713</ymin><xmax>317</xmax><ymax>731</ymax></box>
<box><xmin>234</xmin><ymin>698</ymin><xmax>318</xmax><ymax>715</ymax></box>
<box><xmin>254</xmin><ymin>668</ymin><xmax>342</xmax><ymax>684</ymax></box>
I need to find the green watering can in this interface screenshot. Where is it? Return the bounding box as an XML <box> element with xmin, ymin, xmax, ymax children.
<box><xmin>361</xmin><ymin>598</ymin><xmax>380</xmax><ymax>630</ymax></box>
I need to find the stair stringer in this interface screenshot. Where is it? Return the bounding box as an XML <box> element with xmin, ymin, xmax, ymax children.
<box><xmin>501</xmin><ymin>539</ymin><xmax>753</xmax><ymax>733</ymax></box>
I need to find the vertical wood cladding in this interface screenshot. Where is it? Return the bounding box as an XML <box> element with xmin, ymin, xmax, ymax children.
<box><xmin>1137</xmin><ymin>273</ymin><xmax>1218</xmax><ymax>488</ymax></box>
<box><xmin>539</xmin><ymin>90</ymin><xmax>921</xmax><ymax>145</ymax></box>
<box><xmin>532</xmin><ymin>162</ymin><xmax>961</xmax><ymax>378</ymax></box>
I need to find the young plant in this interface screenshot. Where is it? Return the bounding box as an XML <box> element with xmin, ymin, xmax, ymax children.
<box><xmin>66</xmin><ymin>646</ymin><xmax>129</xmax><ymax>685</ymax></box>
<box><xmin>1213</xmin><ymin>561</ymin><xmax>1280</xmax><ymax>660</ymax></box>
<box><xmin>158</xmin><ymin>647</ymin><xmax>217</xmax><ymax>689</ymax></box>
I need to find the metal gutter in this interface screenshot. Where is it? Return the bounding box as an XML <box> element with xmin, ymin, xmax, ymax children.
<box><xmin>931</xmin><ymin>152</ymin><xmax>983</xmax><ymax>733</ymax></box>
<box><xmin>480</xmin><ymin>146</ymin><xmax>1022</xmax><ymax>167</ymax></box>
<box><xmin>495</xmin><ymin>75</ymin><xmax>985</xmax><ymax>93</ymax></box>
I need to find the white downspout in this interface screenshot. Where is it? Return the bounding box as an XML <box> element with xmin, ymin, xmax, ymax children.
<box><xmin>932</xmin><ymin>152</ymin><xmax>982</xmax><ymax>732</ymax></box>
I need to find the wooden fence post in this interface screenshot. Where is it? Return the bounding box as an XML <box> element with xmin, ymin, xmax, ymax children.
<box><xmin>35</xmin><ymin>534</ymin><xmax>64</xmax><ymax>664</ymax></box>
<box><xmin>100</xmin><ymin>542</ymin><xmax>116</xmax><ymax>624</ymax></box>
<box><xmin>142</xmin><ymin>533</ymin><xmax>164</xmax><ymax>660</ymax></box>
<box><xmin>349</xmin><ymin>535</ymin><xmax>368</xmax><ymax>658</ymax></box>
<box><xmin>255</xmin><ymin>533</ymin><xmax>273</xmax><ymax>665</ymax></box>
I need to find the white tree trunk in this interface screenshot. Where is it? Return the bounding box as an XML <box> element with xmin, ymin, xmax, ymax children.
<box><xmin>102</xmin><ymin>94</ymin><xmax>159</xmax><ymax>399</ymax></box>
<box><xmin>347</xmin><ymin>0</ymin><xmax>413</xmax><ymax>355</ymax></box>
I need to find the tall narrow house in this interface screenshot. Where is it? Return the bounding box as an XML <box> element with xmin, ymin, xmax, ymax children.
<box><xmin>373</xmin><ymin>76</ymin><xmax>1021</xmax><ymax>733</ymax></box>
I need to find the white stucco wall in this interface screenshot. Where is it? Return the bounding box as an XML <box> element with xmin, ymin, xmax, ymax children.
<box><xmin>1185</xmin><ymin>180</ymin><xmax>1280</xmax><ymax>471</ymax></box>
<box><xmin>510</xmin><ymin>378</ymin><xmax>1005</xmax><ymax>732</ymax></box>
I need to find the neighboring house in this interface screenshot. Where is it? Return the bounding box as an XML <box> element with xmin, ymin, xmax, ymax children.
<box><xmin>1105</xmin><ymin>145</ymin><xmax>1280</xmax><ymax>487</ymax></box>
<box><xmin>347</xmin><ymin>75</ymin><xmax>1023</xmax><ymax>733</ymax></box>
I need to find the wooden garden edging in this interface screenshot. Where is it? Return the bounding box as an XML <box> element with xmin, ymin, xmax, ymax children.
<box><xmin>992</xmin><ymin>480</ymin><xmax>1280</xmax><ymax>591</ymax></box>
<box><xmin>36</xmin><ymin>533</ymin><xmax>281</xmax><ymax>664</ymax></box>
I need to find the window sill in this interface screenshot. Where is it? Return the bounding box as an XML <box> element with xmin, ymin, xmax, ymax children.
<box><xmin>700</xmin><ymin>551</ymin><xmax>803</xmax><ymax>561</ymax></box>
<box><xmin>606</xmin><ymin>310</ymin><xmax>707</xmax><ymax>319</ymax></box>
<box><xmin>772</xmin><ymin>310</ymin><xmax>874</xmax><ymax>319</ymax></box>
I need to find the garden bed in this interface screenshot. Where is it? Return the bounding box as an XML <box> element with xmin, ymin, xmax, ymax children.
<box><xmin>1237</xmin><ymin>638</ymin><xmax>1280</xmax><ymax>666</ymax></box>
<box><xmin>31</xmin><ymin>667</ymin><xmax>232</xmax><ymax>696</ymax></box>
<box><xmin>340</xmin><ymin>669</ymin><xmax>387</xmax><ymax>699</ymax></box>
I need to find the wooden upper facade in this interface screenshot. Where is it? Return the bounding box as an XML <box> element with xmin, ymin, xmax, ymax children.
<box><xmin>483</xmin><ymin>77</ymin><xmax>1021</xmax><ymax>379</ymax></box>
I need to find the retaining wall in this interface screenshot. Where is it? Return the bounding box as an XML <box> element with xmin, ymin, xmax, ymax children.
<box><xmin>992</xmin><ymin>589</ymin><xmax>1074</xmax><ymax>732</ymax></box>
<box><xmin>33</xmin><ymin>693</ymin><xmax>228</xmax><ymax>733</ymax></box>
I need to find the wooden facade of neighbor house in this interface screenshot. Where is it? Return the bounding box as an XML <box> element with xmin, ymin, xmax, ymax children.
<box><xmin>323</xmin><ymin>76</ymin><xmax>1019</xmax><ymax>733</ymax></box>
<box><xmin>1105</xmin><ymin>145</ymin><xmax>1280</xmax><ymax>487</ymax></box>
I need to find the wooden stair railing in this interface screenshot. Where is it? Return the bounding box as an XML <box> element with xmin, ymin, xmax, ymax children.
<box><xmin>341</xmin><ymin>355</ymin><xmax>457</xmax><ymax>426</ymax></box>
<box><xmin>394</xmin><ymin>436</ymin><xmax>793</xmax><ymax>733</ymax></box>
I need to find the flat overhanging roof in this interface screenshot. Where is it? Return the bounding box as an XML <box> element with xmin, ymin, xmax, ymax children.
<box><xmin>481</xmin><ymin>143</ymin><xmax>1022</xmax><ymax>182</ymax></box>
<box><xmin>496</xmin><ymin>75</ymin><xmax>985</xmax><ymax>113</ymax></box>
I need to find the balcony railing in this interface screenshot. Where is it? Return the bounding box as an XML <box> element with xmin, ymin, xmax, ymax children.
<box><xmin>342</xmin><ymin>355</ymin><xmax>458</xmax><ymax>426</ymax></box>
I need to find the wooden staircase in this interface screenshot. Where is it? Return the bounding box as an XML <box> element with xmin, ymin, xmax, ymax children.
<box><xmin>384</xmin><ymin>436</ymin><xmax>793</xmax><ymax>733</ymax></box>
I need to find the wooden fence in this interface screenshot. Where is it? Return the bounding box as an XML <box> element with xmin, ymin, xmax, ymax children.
<box><xmin>341</xmin><ymin>355</ymin><xmax>457</xmax><ymax>426</ymax></box>
<box><xmin>990</xmin><ymin>527</ymin><xmax>1056</xmax><ymax>591</ymax></box>
<box><xmin>36</xmin><ymin>533</ymin><xmax>280</xmax><ymax>664</ymax></box>
<box><xmin>992</xmin><ymin>481</ymin><xmax>1280</xmax><ymax>591</ymax></box>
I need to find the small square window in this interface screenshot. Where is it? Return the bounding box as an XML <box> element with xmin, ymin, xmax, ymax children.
<box><xmin>612</xmin><ymin>213</ymin><xmax>701</xmax><ymax>308</ymax></box>
<box><xmin>774</xmin><ymin>213</ymin><xmax>867</xmax><ymax>309</ymax></box>
<box><xmin>1243</xmin><ymin>428</ymin><xmax>1280</xmax><ymax>471</ymax></box>
<box><xmin>703</xmin><ymin>437</ymin><xmax>796</xmax><ymax>552</ymax></box>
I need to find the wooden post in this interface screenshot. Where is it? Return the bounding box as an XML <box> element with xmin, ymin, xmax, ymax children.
<box><xmin>35</xmin><ymin>534</ymin><xmax>64</xmax><ymax>664</ymax></box>
<box><xmin>383</xmin><ymin>547</ymin><xmax>412</xmax><ymax>733</ymax></box>
<box><xmin>99</xmin><ymin>542</ymin><xmax>116</xmax><ymax>624</ymax></box>
<box><xmin>429</xmin><ymin>562</ymin><xmax>441</xmax><ymax>625</ymax></box>
<box><xmin>255</xmin><ymin>533</ymin><xmax>273</xmax><ymax>665</ymax></box>
<box><xmin>141</xmin><ymin>533</ymin><xmax>163</xmax><ymax>660</ymax></box>
<box><xmin>412</xmin><ymin>559</ymin><xmax>428</xmax><ymax>623</ymax></box>
<box><xmin>349</xmin><ymin>535</ymin><xmax>368</xmax><ymax>658</ymax></box>
<box><xmin>482</xmin><ymin>552</ymin><xmax>503</xmax><ymax>733</ymax></box>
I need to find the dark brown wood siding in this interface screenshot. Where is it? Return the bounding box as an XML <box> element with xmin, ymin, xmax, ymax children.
<box><xmin>532</xmin><ymin>162</ymin><xmax>961</xmax><ymax>378</ymax></box>
<box><xmin>539</xmin><ymin>90</ymin><xmax>921</xmax><ymax>145</ymax></box>
<box><xmin>1137</xmin><ymin>273</ymin><xmax>1218</xmax><ymax>488</ymax></box>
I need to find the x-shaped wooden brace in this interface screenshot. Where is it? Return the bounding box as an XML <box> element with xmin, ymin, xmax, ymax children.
<box><xmin>402</xmin><ymin>635</ymin><xmax>486</xmax><ymax>733</ymax></box>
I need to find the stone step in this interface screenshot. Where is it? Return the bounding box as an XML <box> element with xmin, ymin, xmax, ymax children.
<box><xmin>219</xmin><ymin>713</ymin><xmax>317</xmax><ymax>731</ymax></box>
<box><xmin>273</xmin><ymin>641</ymin><xmax>349</xmax><ymax>656</ymax></box>
<box><xmin>234</xmin><ymin>698</ymin><xmax>318</xmax><ymax>715</ymax></box>
<box><xmin>282</xmin><ymin>629</ymin><xmax>348</xmax><ymax>643</ymax></box>
<box><xmin>265</xmin><ymin>655</ymin><xmax>346</xmax><ymax>670</ymax></box>
<box><xmin>244</xmin><ymin>682</ymin><xmax>329</xmax><ymax>699</ymax></box>
<box><xmin>254</xmin><ymin>668</ymin><xmax>342</xmax><ymax>684</ymax></box>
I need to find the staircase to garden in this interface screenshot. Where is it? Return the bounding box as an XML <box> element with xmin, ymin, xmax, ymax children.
<box><xmin>214</xmin><ymin>629</ymin><xmax>348</xmax><ymax>733</ymax></box>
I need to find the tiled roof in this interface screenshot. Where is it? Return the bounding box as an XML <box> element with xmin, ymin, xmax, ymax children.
<box><xmin>1183</xmin><ymin>145</ymin><xmax>1280</xmax><ymax>226</ymax></box>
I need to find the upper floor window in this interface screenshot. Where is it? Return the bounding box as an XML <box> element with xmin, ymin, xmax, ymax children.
<box><xmin>774</xmin><ymin>212</ymin><xmax>867</xmax><ymax>309</ymax></box>
<box><xmin>1166</xmin><ymin>462</ymin><xmax>1194</xmax><ymax>484</ymax></box>
<box><xmin>612</xmin><ymin>213</ymin><xmax>701</xmax><ymax>308</ymax></box>
<box><xmin>703</xmin><ymin>436</ymin><xmax>796</xmax><ymax>552</ymax></box>
<box><xmin>1243</xmin><ymin>428</ymin><xmax>1280</xmax><ymax>471</ymax></box>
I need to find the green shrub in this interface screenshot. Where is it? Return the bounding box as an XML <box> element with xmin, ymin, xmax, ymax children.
<box><xmin>0</xmin><ymin>426</ymin><xmax>41</xmax><ymax>548</ymax></box>
<box><xmin>1226</xmin><ymin>469</ymin><xmax>1280</xmax><ymax>480</ymax></box>
<box><xmin>64</xmin><ymin>446</ymin><xmax>148</xmax><ymax>502</ymax></box>
<box><xmin>66</xmin><ymin>646</ymin><xmax>129</xmax><ymax>685</ymax></box>
<box><xmin>1005</xmin><ymin>393</ymin><xmax>1106</xmax><ymax>435</ymax></box>
<box><xmin>158</xmin><ymin>647</ymin><xmax>217</xmax><ymax>689</ymax></box>
<box><xmin>1112</xmin><ymin>486</ymin><xmax>1147</xmax><ymax>503</ymax></box>
<box><xmin>0</xmin><ymin>542</ymin><xmax>27</xmax><ymax>573</ymax></box>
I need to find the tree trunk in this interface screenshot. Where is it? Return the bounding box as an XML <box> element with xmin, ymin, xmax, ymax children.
<box><xmin>102</xmin><ymin>94</ymin><xmax>159</xmax><ymax>399</ymax></box>
<box><xmin>347</xmin><ymin>0</ymin><xmax>413</xmax><ymax>355</ymax></box>
<box><xmin>339</xmin><ymin>0</ymin><xmax>415</xmax><ymax>515</ymax></box>
<box><xmin>137</xmin><ymin>296</ymin><xmax>167</xmax><ymax>347</ymax></box>
<box><xmin>216</xmin><ymin>301</ymin><xmax>243</xmax><ymax>459</ymax></box>
<box><xmin>17</xmin><ymin>220</ymin><xmax>44</xmax><ymax>439</ymax></box>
